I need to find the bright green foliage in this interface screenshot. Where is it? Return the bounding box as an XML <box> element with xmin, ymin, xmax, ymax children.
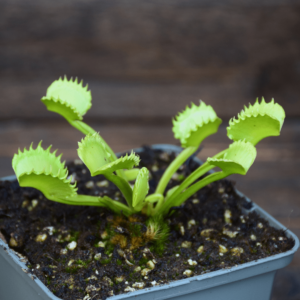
<box><xmin>153</xmin><ymin>99</ymin><xmax>285</xmax><ymax>216</ymax></box>
<box><xmin>77</xmin><ymin>133</ymin><xmax>140</xmax><ymax>176</ymax></box>
<box><xmin>156</xmin><ymin>101</ymin><xmax>221</xmax><ymax>196</ymax></box>
<box><xmin>227</xmin><ymin>98</ymin><xmax>285</xmax><ymax>145</ymax></box>
<box><xmin>207</xmin><ymin>140</ymin><xmax>257</xmax><ymax>175</ymax></box>
<box><xmin>41</xmin><ymin>77</ymin><xmax>123</xmax><ymax>178</ymax></box>
<box><xmin>124</xmin><ymin>168</ymin><xmax>140</xmax><ymax>181</ymax></box>
<box><xmin>132</xmin><ymin>168</ymin><xmax>150</xmax><ymax>211</ymax></box>
<box><xmin>41</xmin><ymin>76</ymin><xmax>91</xmax><ymax>122</ymax></box>
<box><xmin>12</xmin><ymin>142</ymin><xmax>76</xmax><ymax>200</ymax></box>
<box><xmin>77</xmin><ymin>133</ymin><xmax>112</xmax><ymax>174</ymax></box>
<box><xmin>173</xmin><ymin>101</ymin><xmax>222</xmax><ymax>148</ymax></box>
<box><xmin>12</xmin><ymin>76</ymin><xmax>285</xmax><ymax>222</ymax></box>
<box><xmin>12</xmin><ymin>143</ymin><xmax>132</xmax><ymax>213</ymax></box>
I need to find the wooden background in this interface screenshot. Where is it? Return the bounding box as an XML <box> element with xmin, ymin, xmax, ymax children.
<box><xmin>0</xmin><ymin>1</ymin><xmax>299</xmax><ymax>298</ymax></box>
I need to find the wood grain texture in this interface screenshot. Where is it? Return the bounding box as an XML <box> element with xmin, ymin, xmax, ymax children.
<box><xmin>1</xmin><ymin>1</ymin><xmax>300</xmax><ymax>119</ymax></box>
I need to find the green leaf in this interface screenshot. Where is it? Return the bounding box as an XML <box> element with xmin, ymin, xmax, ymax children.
<box><xmin>77</xmin><ymin>133</ymin><xmax>140</xmax><ymax>176</ymax></box>
<box><xmin>227</xmin><ymin>98</ymin><xmax>285</xmax><ymax>145</ymax></box>
<box><xmin>132</xmin><ymin>167</ymin><xmax>149</xmax><ymax>211</ymax></box>
<box><xmin>173</xmin><ymin>101</ymin><xmax>222</xmax><ymax>148</ymax></box>
<box><xmin>124</xmin><ymin>168</ymin><xmax>140</xmax><ymax>181</ymax></box>
<box><xmin>207</xmin><ymin>140</ymin><xmax>257</xmax><ymax>175</ymax></box>
<box><xmin>77</xmin><ymin>133</ymin><xmax>112</xmax><ymax>175</ymax></box>
<box><xmin>12</xmin><ymin>142</ymin><xmax>77</xmax><ymax>200</ymax></box>
<box><xmin>41</xmin><ymin>76</ymin><xmax>92</xmax><ymax>122</ymax></box>
<box><xmin>145</xmin><ymin>193</ymin><xmax>164</xmax><ymax>203</ymax></box>
<box><xmin>96</xmin><ymin>152</ymin><xmax>140</xmax><ymax>176</ymax></box>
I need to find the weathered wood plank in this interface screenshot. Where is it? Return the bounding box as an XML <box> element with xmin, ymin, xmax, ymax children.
<box><xmin>1</xmin><ymin>1</ymin><xmax>300</xmax><ymax>118</ymax></box>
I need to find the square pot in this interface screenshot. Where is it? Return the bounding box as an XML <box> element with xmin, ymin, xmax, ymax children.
<box><xmin>0</xmin><ymin>144</ymin><xmax>299</xmax><ymax>300</ymax></box>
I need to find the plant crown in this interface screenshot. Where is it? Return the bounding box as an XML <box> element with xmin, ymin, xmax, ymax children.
<box><xmin>12</xmin><ymin>77</ymin><xmax>285</xmax><ymax>218</ymax></box>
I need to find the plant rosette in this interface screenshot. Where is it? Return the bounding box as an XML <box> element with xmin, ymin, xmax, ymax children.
<box><xmin>0</xmin><ymin>77</ymin><xmax>298</xmax><ymax>300</ymax></box>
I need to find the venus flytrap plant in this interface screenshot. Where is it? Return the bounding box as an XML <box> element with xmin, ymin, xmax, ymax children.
<box><xmin>77</xmin><ymin>132</ymin><xmax>150</xmax><ymax>212</ymax></box>
<box><xmin>150</xmin><ymin>98</ymin><xmax>285</xmax><ymax>216</ymax></box>
<box><xmin>12</xmin><ymin>132</ymin><xmax>153</xmax><ymax>217</ymax></box>
<box><xmin>12</xmin><ymin>74</ymin><xmax>285</xmax><ymax>221</ymax></box>
<box><xmin>41</xmin><ymin>76</ymin><xmax>128</xmax><ymax>180</ymax></box>
<box><xmin>12</xmin><ymin>142</ymin><xmax>132</xmax><ymax>215</ymax></box>
<box><xmin>154</xmin><ymin>101</ymin><xmax>222</xmax><ymax>196</ymax></box>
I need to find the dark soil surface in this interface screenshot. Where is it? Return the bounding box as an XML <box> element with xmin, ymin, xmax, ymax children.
<box><xmin>0</xmin><ymin>147</ymin><xmax>295</xmax><ymax>300</ymax></box>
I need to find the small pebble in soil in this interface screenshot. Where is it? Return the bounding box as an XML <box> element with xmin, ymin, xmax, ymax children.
<box><xmin>231</xmin><ymin>247</ymin><xmax>244</xmax><ymax>256</ymax></box>
<box><xmin>223</xmin><ymin>229</ymin><xmax>239</xmax><ymax>238</ymax></box>
<box><xmin>60</xmin><ymin>249</ymin><xmax>68</xmax><ymax>255</ymax></box>
<box><xmin>257</xmin><ymin>223</ymin><xmax>264</xmax><ymax>228</ymax></box>
<box><xmin>159</xmin><ymin>152</ymin><xmax>169</xmax><ymax>161</ymax></box>
<box><xmin>171</xmin><ymin>173</ymin><xmax>180</xmax><ymax>180</ymax></box>
<box><xmin>96</xmin><ymin>180</ymin><xmax>109</xmax><ymax>187</ymax></box>
<box><xmin>31</xmin><ymin>199</ymin><xmax>38</xmax><ymax>208</ymax></box>
<box><xmin>197</xmin><ymin>245</ymin><xmax>204</xmax><ymax>253</ymax></box>
<box><xmin>224</xmin><ymin>209</ymin><xmax>232</xmax><ymax>224</ymax></box>
<box><xmin>22</xmin><ymin>200</ymin><xmax>29</xmax><ymax>208</ymax></box>
<box><xmin>218</xmin><ymin>187</ymin><xmax>225</xmax><ymax>194</ymax></box>
<box><xmin>124</xmin><ymin>287</ymin><xmax>136</xmax><ymax>292</ymax></box>
<box><xmin>103</xmin><ymin>276</ymin><xmax>113</xmax><ymax>285</ymax></box>
<box><xmin>151</xmin><ymin>281</ymin><xmax>158</xmax><ymax>286</ymax></box>
<box><xmin>187</xmin><ymin>219</ymin><xmax>196</xmax><ymax>229</ymax></box>
<box><xmin>141</xmin><ymin>268</ymin><xmax>151</xmax><ymax>276</ymax></box>
<box><xmin>134</xmin><ymin>266</ymin><xmax>141</xmax><ymax>272</ymax></box>
<box><xmin>175</xmin><ymin>253</ymin><xmax>180</xmax><ymax>257</ymax></box>
<box><xmin>147</xmin><ymin>260</ymin><xmax>155</xmax><ymax>269</ymax></box>
<box><xmin>115</xmin><ymin>276</ymin><xmax>125</xmax><ymax>283</ymax></box>
<box><xmin>256</xmin><ymin>243</ymin><xmax>262</xmax><ymax>247</ymax></box>
<box><xmin>250</xmin><ymin>234</ymin><xmax>257</xmax><ymax>241</ymax></box>
<box><xmin>183</xmin><ymin>270</ymin><xmax>193</xmax><ymax>277</ymax></box>
<box><xmin>188</xmin><ymin>259</ymin><xmax>197</xmax><ymax>266</ymax></box>
<box><xmin>192</xmin><ymin>199</ymin><xmax>199</xmax><ymax>204</ymax></box>
<box><xmin>94</xmin><ymin>253</ymin><xmax>102</xmax><ymax>260</ymax></box>
<box><xmin>180</xmin><ymin>225</ymin><xmax>185</xmax><ymax>236</ymax></box>
<box><xmin>35</xmin><ymin>233</ymin><xmax>47</xmax><ymax>242</ymax></box>
<box><xmin>86</xmin><ymin>285</ymin><xmax>100</xmax><ymax>293</ymax></box>
<box><xmin>240</xmin><ymin>215</ymin><xmax>246</xmax><ymax>223</ymax></box>
<box><xmin>85</xmin><ymin>181</ymin><xmax>94</xmax><ymax>189</ymax></box>
<box><xmin>132</xmin><ymin>282</ymin><xmax>145</xmax><ymax>289</ymax></box>
<box><xmin>96</xmin><ymin>241</ymin><xmax>106</xmax><ymax>247</ymax></box>
<box><xmin>181</xmin><ymin>241</ymin><xmax>192</xmax><ymax>248</ymax></box>
<box><xmin>43</xmin><ymin>226</ymin><xmax>55</xmax><ymax>235</ymax></box>
<box><xmin>219</xmin><ymin>245</ymin><xmax>228</xmax><ymax>253</ymax></box>
<box><xmin>67</xmin><ymin>241</ymin><xmax>77</xmax><ymax>250</ymax></box>
<box><xmin>74</xmin><ymin>159</ymin><xmax>83</xmax><ymax>165</ymax></box>
<box><xmin>68</xmin><ymin>259</ymin><xmax>74</xmax><ymax>266</ymax></box>
<box><xmin>101</xmin><ymin>231</ymin><xmax>108</xmax><ymax>239</ymax></box>
<box><xmin>151</xmin><ymin>165</ymin><xmax>159</xmax><ymax>172</ymax></box>
<box><xmin>125</xmin><ymin>259</ymin><xmax>133</xmax><ymax>266</ymax></box>
<box><xmin>117</xmin><ymin>249</ymin><xmax>125</xmax><ymax>257</ymax></box>
<box><xmin>9</xmin><ymin>237</ymin><xmax>18</xmax><ymax>247</ymax></box>
<box><xmin>201</xmin><ymin>229</ymin><xmax>215</xmax><ymax>237</ymax></box>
